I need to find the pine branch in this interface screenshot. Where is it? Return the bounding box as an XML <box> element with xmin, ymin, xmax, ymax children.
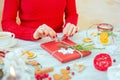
<box><xmin>58</xmin><ymin>43</ymin><xmax>105</xmax><ymax>52</ymax></box>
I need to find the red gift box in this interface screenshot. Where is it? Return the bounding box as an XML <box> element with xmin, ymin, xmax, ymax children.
<box><xmin>41</xmin><ymin>39</ymin><xmax>91</xmax><ymax>63</ymax></box>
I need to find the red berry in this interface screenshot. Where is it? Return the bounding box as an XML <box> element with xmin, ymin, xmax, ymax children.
<box><xmin>35</xmin><ymin>74</ymin><xmax>39</xmax><ymax>79</ymax></box>
<box><xmin>35</xmin><ymin>74</ymin><xmax>44</xmax><ymax>80</ymax></box>
<box><xmin>113</xmin><ymin>59</ymin><xmax>116</xmax><ymax>63</ymax></box>
<box><xmin>66</xmin><ymin>66</ymin><xmax>70</xmax><ymax>70</ymax></box>
<box><xmin>43</xmin><ymin>73</ymin><xmax>49</xmax><ymax>78</ymax></box>
<box><xmin>39</xmin><ymin>74</ymin><xmax>44</xmax><ymax>79</ymax></box>
<box><xmin>71</xmin><ymin>72</ymin><xmax>75</xmax><ymax>75</ymax></box>
<box><xmin>48</xmin><ymin>77</ymin><xmax>52</xmax><ymax>80</ymax></box>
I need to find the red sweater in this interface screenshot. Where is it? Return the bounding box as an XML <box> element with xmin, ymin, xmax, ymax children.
<box><xmin>2</xmin><ymin>0</ymin><xmax>78</xmax><ymax>40</ymax></box>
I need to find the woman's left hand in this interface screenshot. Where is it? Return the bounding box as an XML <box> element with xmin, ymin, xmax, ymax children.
<box><xmin>63</xmin><ymin>23</ymin><xmax>79</xmax><ymax>37</ymax></box>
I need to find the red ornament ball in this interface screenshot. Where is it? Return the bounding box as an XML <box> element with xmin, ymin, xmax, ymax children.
<box><xmin>66</xmin><ymin>66</ymin><xmax>70</xmax><ymax>70</ymax></box>
<box><xmin>43</xmin><ymin>73</ymin><xmax>49</xmax><ymax>78</ymax></box>
<box><xmin>93</xmin><ymin>53</ymin><xmax>112</xmax><ymax>71</ymax></box>
<box><xmin>71</xmin><ymin>72</ymin><xmax>75</xmax><ymax>75</ymax></box>
<box><xmin>48</xmin><ymin>77</ymin><xmax>52</xmax><ymax>80</ymax></box>
<box><xmin>113</xmin><ymin>59</ymin><xmax>116</xmax><ymax>63</ymax></box>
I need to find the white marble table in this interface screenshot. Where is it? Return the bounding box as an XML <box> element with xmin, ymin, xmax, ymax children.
<box><xmin>1</xmin><ymin>29</ymin><xmax>120</xmax><ymax>80</ymax></box>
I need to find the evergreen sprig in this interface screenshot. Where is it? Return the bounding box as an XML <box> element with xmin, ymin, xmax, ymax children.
<box><xmin>58</xmin><ymin>43</ymin><xmax>105</xmax><ymax>51</ymax></box>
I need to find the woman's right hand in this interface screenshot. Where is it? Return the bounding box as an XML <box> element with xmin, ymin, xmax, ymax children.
<box><xmin>33</xmin><ymin>24</ymin><xmax>57</xmax><ymax>39</ymax></box>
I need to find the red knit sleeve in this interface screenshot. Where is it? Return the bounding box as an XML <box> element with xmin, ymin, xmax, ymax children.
<box><xmin>65</xmin><ymin>0</ymin><xmax>78</xmax><ymax>26</ymax></box>
<box><xmin>1</xmin><ymin>0</ymin><xmax>36</xmax><ymax>40</ymax></box>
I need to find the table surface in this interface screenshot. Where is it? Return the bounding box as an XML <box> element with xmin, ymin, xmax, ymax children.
<box><xmin>1</xmin><ymin>29</ymin><xmax>120</xmax><ymax>80</ymax></box>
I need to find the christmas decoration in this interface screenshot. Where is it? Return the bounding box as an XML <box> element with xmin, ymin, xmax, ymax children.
<box><xmin>94</xmin><ymin>53</ymin><xmax>112</xmax><ymax>71</ymax></box>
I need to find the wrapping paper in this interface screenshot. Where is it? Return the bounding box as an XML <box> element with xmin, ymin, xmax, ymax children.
<box><xmin>41</xmin><ymin>39</ymin><xmax>91</xmax><ymax>63</ymax></box>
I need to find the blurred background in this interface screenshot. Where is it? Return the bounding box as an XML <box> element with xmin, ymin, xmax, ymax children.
<box><xmin>0</xmin><ymin>0</ymin><xmax>120</xmax><ymax>31</ymax></box>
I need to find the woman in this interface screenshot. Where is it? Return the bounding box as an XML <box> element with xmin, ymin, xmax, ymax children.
<box><xmin>1</xmin><ymin>0</ymin><xmax>78</xmax><ymax>40</ymax></box>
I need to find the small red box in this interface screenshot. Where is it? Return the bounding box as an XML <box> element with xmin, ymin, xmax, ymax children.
<box><xmin>41</xmin><ymin>39</ymin><xmax>91</xmax><ymax>63</ymax></box>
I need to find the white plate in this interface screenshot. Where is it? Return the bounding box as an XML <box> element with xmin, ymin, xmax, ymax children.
<box><xmin>0</xmin><ymin>39</ymin><xmax>17</xmax><ymax>49</ymax></box>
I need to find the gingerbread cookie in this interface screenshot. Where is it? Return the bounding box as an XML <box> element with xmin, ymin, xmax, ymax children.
<box><xmin>34</xmin><ymin>66</ymin><xmax>41</xmax><ymax>71</ymax></box>
<box><xmin>61</xmin><ymin>69</ymin><xmax>70</xmax><ymax>74</ymax></box>
<box><xmin>26</xmin><ymin>60</ymin><xmax>42</xmax><ymax>72</ymax></box>
<box><xmin>62</xmin><ymin>74</ymin><xmax>71</xmax><ymax>80</ymax></box>
<box><xmin>36</xmin><ymin>67</ymin><xmax>54</xmax><ymax>74</ymax></box>
<box><xmin>53</xmin><ymin>73</ymin><xmax>62</xmax><ymax>80</ymax></box>
<box><xmin>53</xmin><ymin>68</ymin><xmax>72</xmax><ymax>80</ymax></box>
<box><xmin>26</xmin><ymin>60</ymin><xmax>40</xmax><ymax>66</ymax></box>
<box><xmin>73</xmin><ymin>63</ymin><xmax>85</xmax><ymax>72</ymax></box>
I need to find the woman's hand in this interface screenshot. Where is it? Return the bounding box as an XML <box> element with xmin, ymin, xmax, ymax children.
<box><xmin>33</xmin><ymin>24</ymin><xmax>57</xmax><ymax>39</ymax></box>
<box><xmin>63</xmin><ymin>23</ymin><xmax>79</xmax><ymax>37</ymax></box>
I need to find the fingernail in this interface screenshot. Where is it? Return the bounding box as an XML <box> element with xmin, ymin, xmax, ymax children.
<box><xmin>70</xmin><ymin>34</ymin><xmax>73</xmax><ymax>37</ymax></box>
<box><xmin>52</xmin><ymin>36</ymin><xmax>55</xmax><ymax>38</ymax></box>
